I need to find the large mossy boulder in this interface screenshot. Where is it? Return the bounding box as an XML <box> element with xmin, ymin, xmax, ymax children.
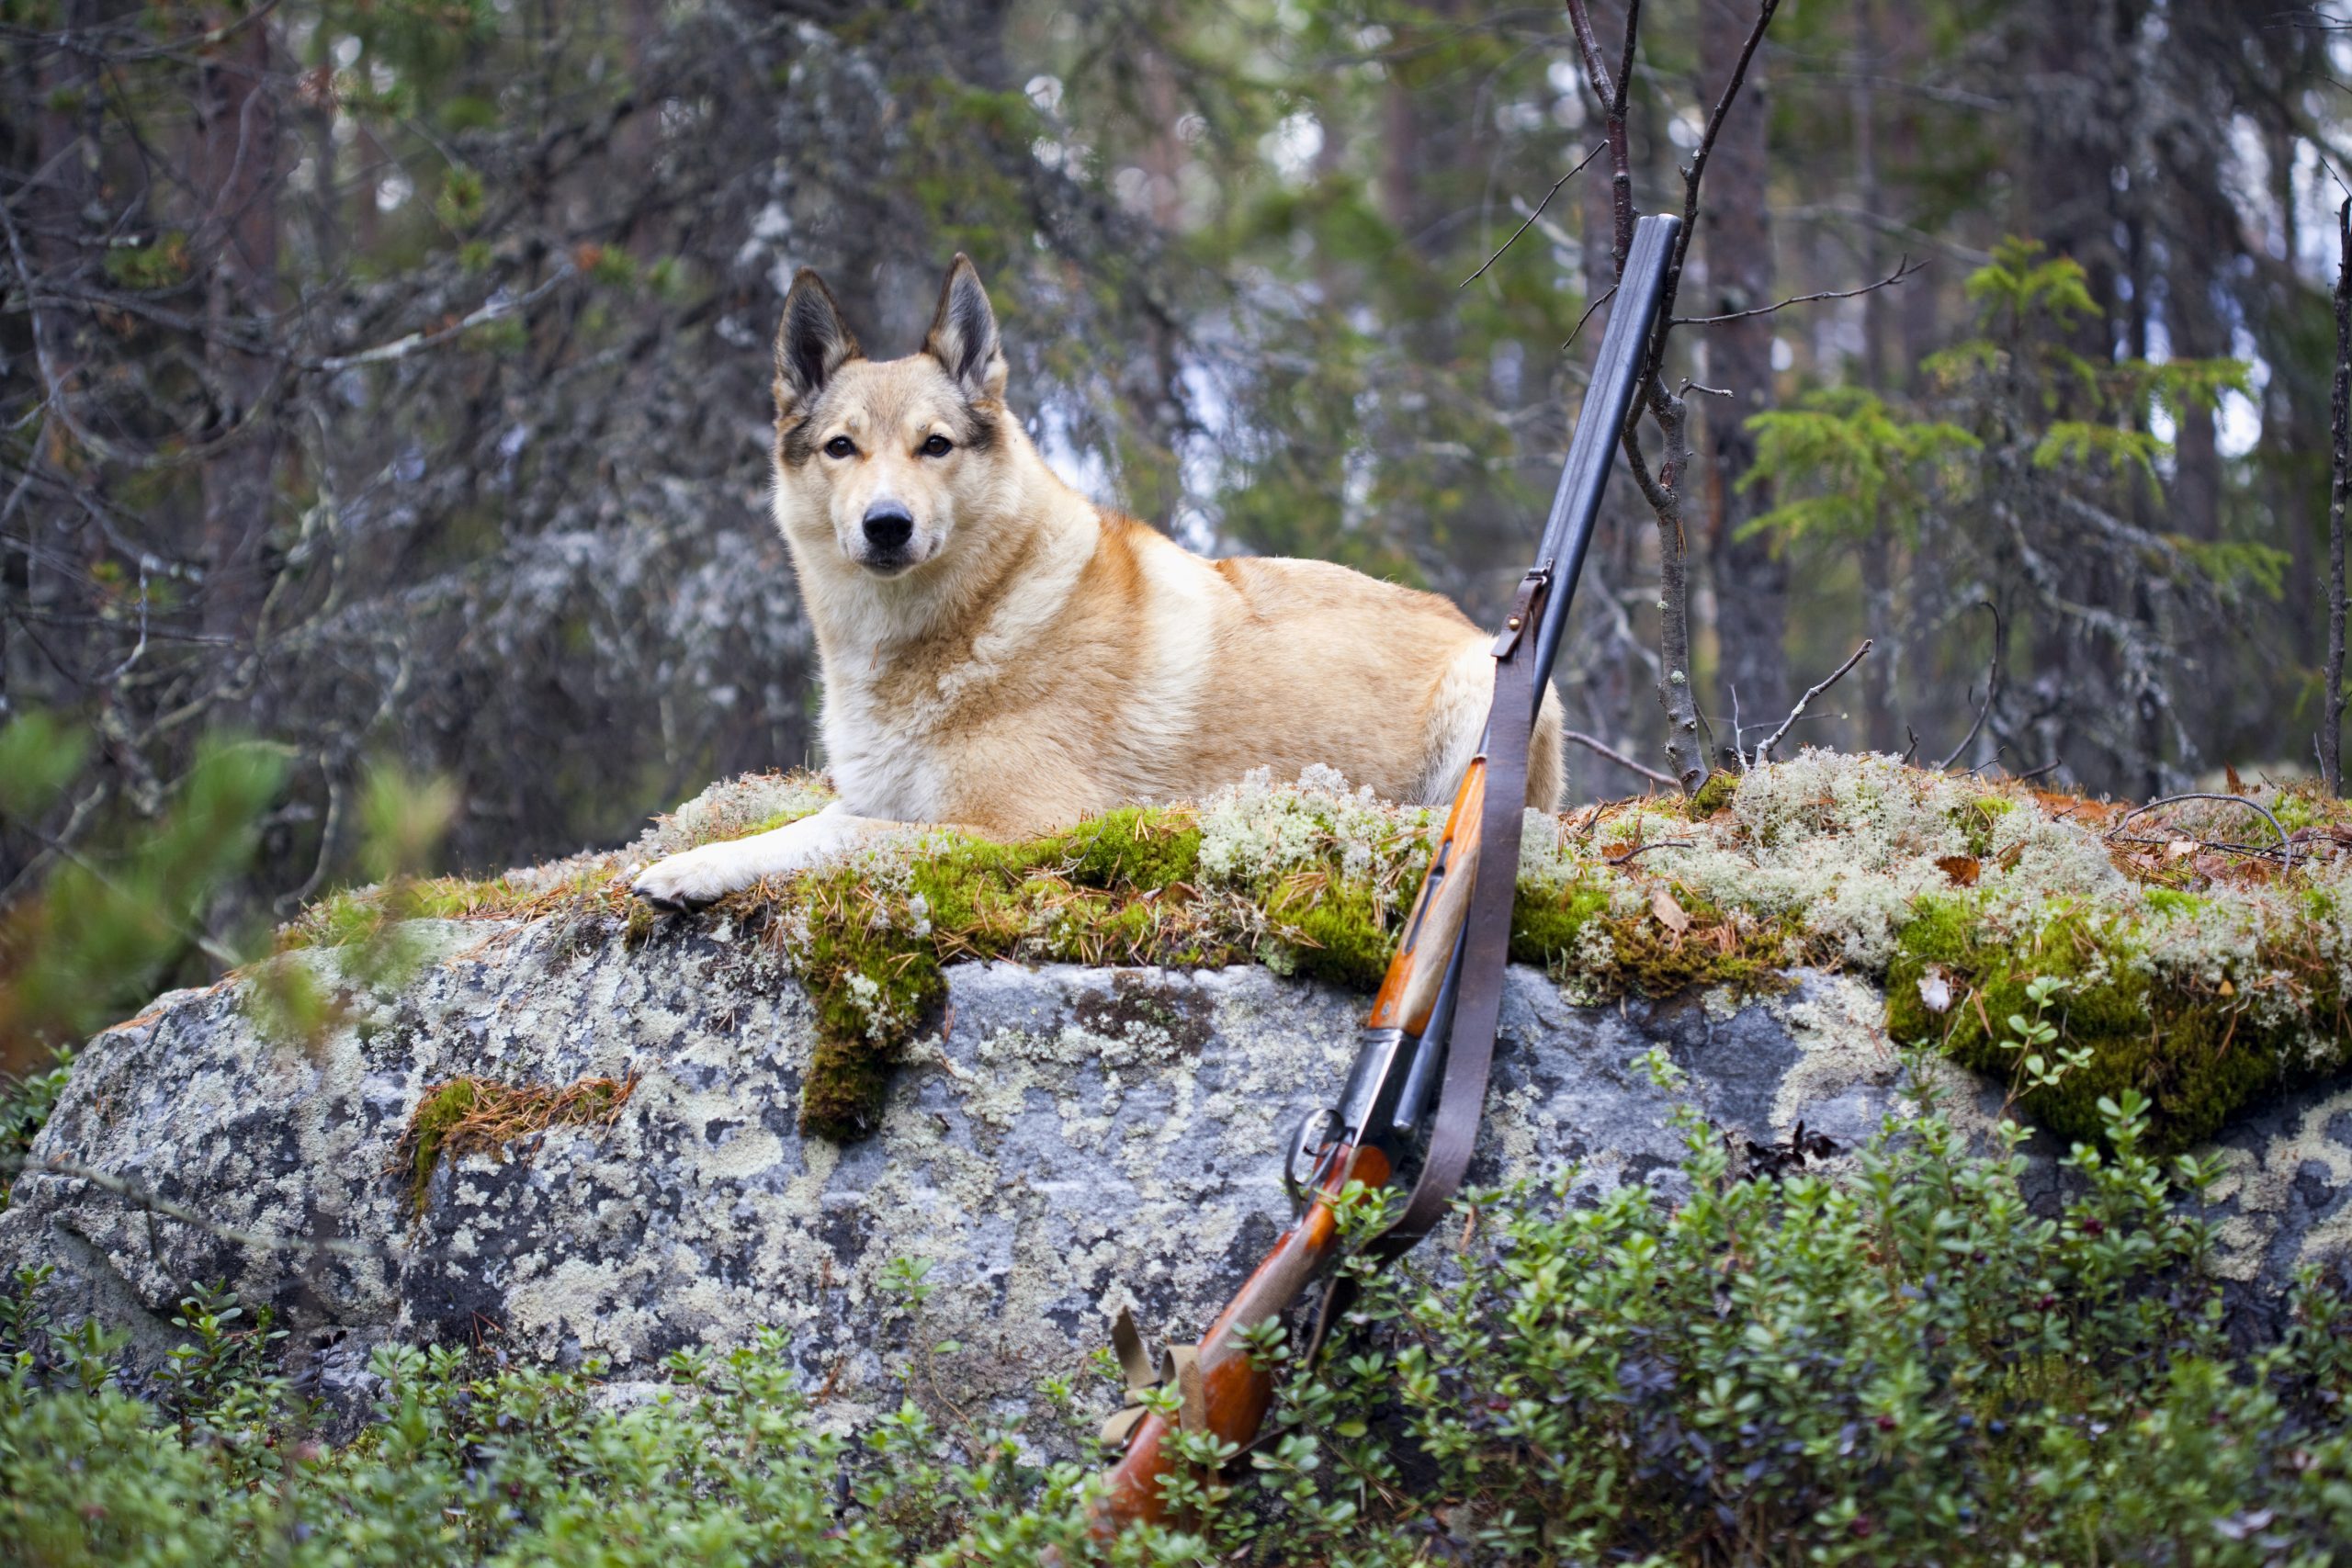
<box><xmin>0</xmin><ymin>908</ymin><xmax>1901</xmax><ymax>1437</ymax></box>
<box><xmin>8</xmin><ymin>756</ymin><xmax>2352</xmax><ymax>1439</ymax></box>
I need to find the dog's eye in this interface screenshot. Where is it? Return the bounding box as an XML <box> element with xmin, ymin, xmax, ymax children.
<box><xmin>921</xmin><ymin>434</ymin><xmax>953</xmax><ymax>458</ymax></box>
<box><xmin>823</xmin><ymin>435</ymin><xmax>855</xmax><ymax>459</ymax></box>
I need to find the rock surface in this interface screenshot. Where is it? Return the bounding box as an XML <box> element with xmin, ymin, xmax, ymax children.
<box><xmin>6</xmin><ymin>915</ymin><xmax>2352</xmax><ymax>1444</ymax></box>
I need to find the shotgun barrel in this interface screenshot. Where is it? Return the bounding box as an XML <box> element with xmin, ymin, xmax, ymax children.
<box><xmin>1525</xmin><ymin>214</ymin><xmax>1680</xmax><ymax>718</ymax></box>
<box><xmin>1386</xmin><ymin>212</ymin><xmax>1681</xmax><ymax>1137</ymax></box>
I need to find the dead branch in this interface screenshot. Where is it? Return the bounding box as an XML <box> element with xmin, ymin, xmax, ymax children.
<box><xmin>1564</xmin><ymin>0</ymin><xmax>1641</xmax><ymax>275</ymax></box>
<box><xmin>2110</xmin><ymin>833</ymin><xmax>2296</xmax><ymax>865</ymax></box>
<box><xmin>2106</xmin><ymin>793</ymin><xmax>2295</xmax><ymax>875</ymax></box>
<box><xmin>1936</xmin><ymin>601</ymin><xmax>2002</xmax><ymax>771</ymax></box>
<box><xmin>1637</xmin><ymin>0</ymin><xmax>1783</xmax><ymax>389</ymax></box>
<box><xmin>1673</xmin><ymin>254</ymin><xmax>1927</xmax><ymax>326</ymax></box>
<box><xmin>1566</xmin><ymin>728</ymin><xmax>1678</xmax><ymax>786</ymax></box>
<box><xmin>311</xmin><ymin>264</ymin><xmax>578</xmax><ymax>372</ymax></box>
<box><xmin>1753</xmin><ymin>639</ymin><xmax>1871</xmax><ymax>765</ymax></box>
<box><xmin>1559</xmin><ymin>281</ymin><xmax>1618</xmax><ymax>354</ymax></box>
<box><xmin>1566</xmin><ymin>0</ymin><xmax>1787</xmax><ymax>797</ymax></box>
<box><xmin>1460</xmin><ymin>140</ymin><xmax>1609</xmax><ymax>288</ymax></box>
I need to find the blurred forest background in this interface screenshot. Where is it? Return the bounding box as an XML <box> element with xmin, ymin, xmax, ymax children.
<box><xmin>3</xmin><ymin>0</ymin><xmax>2350</xmax><ymax>1064</ymax></box>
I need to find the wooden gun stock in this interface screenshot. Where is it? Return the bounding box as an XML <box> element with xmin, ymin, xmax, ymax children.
<box><xmin>1085</xmin><ymin>756</ymin><xmax>1488</xmax><ymax>1538</ymax></box>
<box><xmin>1366</xmin><ymin>755</ymin><xmax>1487</xmax><ymax>1040</ymax></box>
<box><xmin>1091</xmin><ymin>1139</ymin><xmax>1393</xmax><ymax>1534</ymax></box>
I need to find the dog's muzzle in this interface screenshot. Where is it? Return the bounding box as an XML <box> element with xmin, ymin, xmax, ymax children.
<box><xmin>860</xmin><ymin>502</ymin><xmax>916</xmax><ymax>570</ymax></box>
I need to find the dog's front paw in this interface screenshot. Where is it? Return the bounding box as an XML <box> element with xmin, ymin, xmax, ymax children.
<box><xmin>630</xmin><ymin>844</ymin><xmax>753</xmax><ymax>911</ymax></box>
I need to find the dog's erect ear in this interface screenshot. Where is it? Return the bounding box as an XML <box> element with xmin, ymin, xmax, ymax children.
<box><xmin>922</xmin><ymin>254</ymin><xmax>1007</xmax><ymax>403</ymax></box>
<box><xmin>774</xmin><ymin>270</ymin><xmax>861</xmax><ymax>418</ymax></box>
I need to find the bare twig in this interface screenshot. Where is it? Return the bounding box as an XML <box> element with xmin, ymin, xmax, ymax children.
<box><xmin>1936</xmin><ymin>601</ymin><xmax>2002</xmax><ymax>771</ymax></box>
<box><xmin>1566</xmin><ymin>728</ymin><xmax>1678</xmax><ymax>786</ymax></box>
<box><xmin>1564</xmin><ymin>0</ymin><xmax>1637</xmax><ymax>275</ymax></box>
<box><xmin>1753</xmin><ymin>638</ymin><xmax>1871</xmax><ymax>765</ymax></box>
<box><xmin>2111</xmin><ymin>833</ymin><xmax>2298</xmax><ymax>864</ymax></box>
<box><xmin>1461</xmin><ymin>140</ymin><xmax>1608</xmax><ymax>288</ymax></box>
<box><xmin>2106</xmin><ymin>793</ymin><xmax>2295</xmax><ymax>875</ymax></box>
<box><xmin>1606</xmin><ymin>840</ymin><xmax>1695</xmax><ymax>866</ymax></box>
<box><xmin>1637</xmin><ymin>0</ymin><xmax>1783</xmax><ymax>389</ymax></box>
<box><xmin>1673</xmin><ymin>254</ymin><xmax>1927</xmax><ymax>326</ymax></box>
<box><xmin>1560</xmin><ymin>281</ymin><xmax>1618</xmax><ymax>354</ymax></box>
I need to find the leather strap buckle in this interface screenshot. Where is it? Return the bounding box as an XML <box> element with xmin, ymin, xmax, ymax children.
<box><xmin>1490</xmin><ymin>564</ymin><xmax>1552</xmax><ymax>658</ymax></box>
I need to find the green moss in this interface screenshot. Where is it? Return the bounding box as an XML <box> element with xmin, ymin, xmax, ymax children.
<box><xmin>279</xmin><ymin>870</ymin><xmax>615</xmax><ymax>952</ymax></box>
<box><xmin>404</xmin><ymin>1078</ymin><xmax>481</xmax><ymax>1213</ymax></box>
<box><xmin>1044</xmin><ymin>807</ymin><xmax>1202</xmax><ymax>888</ymax></box>
<box><xmin>1505</xmin><ymin>876</ymin><xmax>1793</xmax><ymax>1004</ymax></box>
<box><xmin>288</xmin><ymin>759</ymin><xmax>2352</xmax><ymax>1156</ymax></box>
<box><xmin>769</xmin><ymin>801</ymin><xmax>1416</xmax><ymax>1136</ymax></box>
<box><xmin>1603</xmin><ymin>904</ymin><xmax>1797</xmax><ymax>999</ymax></box>
<box><xmin>1268</xmin><ymin>874</ymin><xmax>1396</xmax><ymax>991</ymax></box>
<box><xmin>1509</xmin><ymin>882</ymin><xmax>1611</xmax><ymax>967</ymax></box>
<box><xmin>1686</xmin><ymin>769</ymin><xmax>1738</xmax><ymax>818</ymax></box>
<box><xmin>1951</xmin><ymin>795</ymin><xmax>2015</xmax><ymax>858</ymax></box>
<box><xmin>1885</xmin><ymin>897</ymin><xmax>2314</xmax><ymax>1153</ymax></box>
<box><xmin>2267</xmin><ymin>784</ymin><xmax>2333</xmax><ymax>833</ymax></box>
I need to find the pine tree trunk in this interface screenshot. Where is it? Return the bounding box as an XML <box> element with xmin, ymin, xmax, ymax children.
<box><xmin>193</xmin><ymin>12</ymin><xmax>281</xmax><ymax>639</ymax></box>
<box><xmin>1701</xmin><ymin>0</ymin><xmax>1791</xmax><ymax>744</ymax></box>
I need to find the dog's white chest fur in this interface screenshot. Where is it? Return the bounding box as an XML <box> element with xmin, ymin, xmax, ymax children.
<box><xmin>819</xmin><ymin>503</ymin><xmax>1099</xmax><ymax>822</ymax></box>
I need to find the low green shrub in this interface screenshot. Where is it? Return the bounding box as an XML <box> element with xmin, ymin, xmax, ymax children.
<box><xmin>7</xmin><ymin>1068</ymin><xmax>2352</xmax><ymax>1564</ymax></box>
<box><xmin>0</xmin><ymin>1049</ymin><xmax>72</xmax><ymax>1208</ymax></box>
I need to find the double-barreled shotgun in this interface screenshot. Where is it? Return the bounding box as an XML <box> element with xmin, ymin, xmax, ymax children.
<box><xmin>1090</xmin><ymin>212</ymin><xmax>1683</xmax><ymax>1538</ymax></box>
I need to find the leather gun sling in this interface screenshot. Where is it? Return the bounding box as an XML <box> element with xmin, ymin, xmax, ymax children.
<box><xmin>1306</xmin><ymin>566</ymin><xmax>1549</xmax><ymax>1356</ymax></box>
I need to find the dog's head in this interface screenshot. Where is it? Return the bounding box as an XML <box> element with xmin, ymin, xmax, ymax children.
<box><xmin>768</xmin><ymin>256</ymin><xmax>1012</xmax><ymax>578</ymax></box>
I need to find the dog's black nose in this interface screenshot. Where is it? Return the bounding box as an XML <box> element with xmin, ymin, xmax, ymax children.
<box><xmin>863</xmin><ymin>502</ymin><xmax>914</xmax><ymax>553</ymax></box>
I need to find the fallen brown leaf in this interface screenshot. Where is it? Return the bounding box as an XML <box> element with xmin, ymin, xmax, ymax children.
<box><xmin>1935</xmin><ymin>854</ymin><xmax>1981</xmax><ymax>887</ymax></box>
<box><xmin>1651</xmin><ymin>886</ymin><xmax>1690</xmax><ymax>935</ymax></box>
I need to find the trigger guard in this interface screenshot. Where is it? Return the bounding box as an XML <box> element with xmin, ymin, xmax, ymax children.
<box><xmin>1283</xmin><ymin>1107</ymin><xmax>1343</xmax><ymax>1210</ymax></box>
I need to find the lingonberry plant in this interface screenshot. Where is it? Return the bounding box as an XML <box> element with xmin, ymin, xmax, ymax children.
<box><xmin>8</xmin><ymin>1060</ymin><xmax>2352</xmax><ymax>1564</ymax></box>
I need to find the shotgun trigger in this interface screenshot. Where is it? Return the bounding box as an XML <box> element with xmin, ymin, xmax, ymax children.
<box><xmin>1283</xmin><ymin>1107</ymin><xmax>1341</xmax><ymax>1211</ymax></box>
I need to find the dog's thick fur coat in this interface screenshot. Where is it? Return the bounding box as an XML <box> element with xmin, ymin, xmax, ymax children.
<box><xmin>632</xmin><ymin>258</ymin><xmax>1564</xmax><ymax>908</ymax></box>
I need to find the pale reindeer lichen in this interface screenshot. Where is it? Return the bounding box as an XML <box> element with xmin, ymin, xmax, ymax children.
<box><xmin>298</xmin><ymin>751</ymin><xmax>2352</xmax><ymax>1152</ymax></box>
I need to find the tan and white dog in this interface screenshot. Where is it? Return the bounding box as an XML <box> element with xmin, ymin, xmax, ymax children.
<box><xmin>630</xmin><ymin>256</ymin><xmax>1564</xmax><ymax>908</ymax></box>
